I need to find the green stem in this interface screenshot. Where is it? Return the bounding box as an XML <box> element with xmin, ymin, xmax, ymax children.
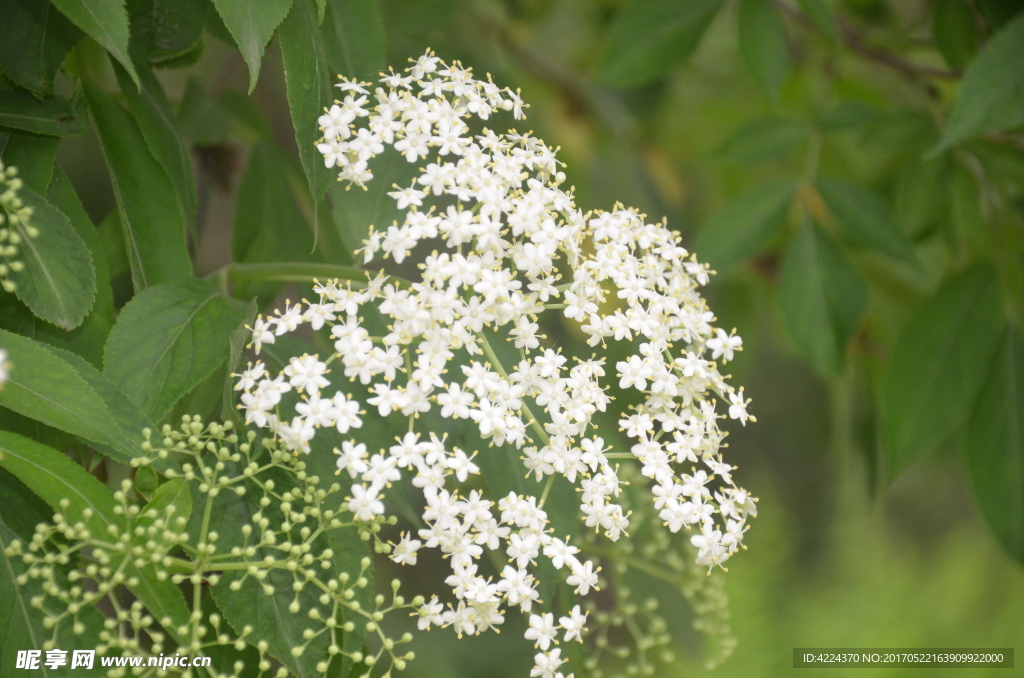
<box><xmin>477</xmin><ymin>331</ymin><xmax>550</xmax><ymax>447</ymax></box>
<box><xmin>205</xmin><ymin>262</ymin><xmax>413</xmax><ymax>289</ymax></box>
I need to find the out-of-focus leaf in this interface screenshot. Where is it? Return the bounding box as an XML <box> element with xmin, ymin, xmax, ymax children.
<box><xmin>738</xmin><ymin>0</ymin><xmax>791</xmax><ymax>107</ymax></box>
<box><xmin>882</xmin><ymin>264</ymin><xmax>1003</xmax><ymax>479</ymax></box>
<box><xmin>279</xmin><ymin>0</ymin><xmax>335</xmax><ymax>210</ymax></box>
<box><xmin>716</xmin><ymin>117</ymin><xmax>808</xmax><ymax>163</ymax></box>
<box><xmin>932</xmin><ymin>0</ymin><xmax>981</xmax><ymax>69</ymax></box>
<box><xmin>209</xmin><ymin>0</ymin><xmax>294</xmax><ymax>92</ymax></box>
<box><xmin>967</xmin><ymin>328</ymin><xmax>1024</xmax><ymax>564</ymax></box>
<box><xmin>816</xmin><ymin>177</ymin><xmax>918</xmax><ymax>266</ymax></box>
<box><xmin>0</xmin><ymin>131</ymin><xmax>60</xmax><ymax>192</ymax></box>
<box><xmin>816</xmin><ymin>99</ymin><xmax>881</xmax><ymax>130</ymax></box>
<box><xmin>0</xmin><ymin>88</ymin><xmax>85</xmax><ymax>137</ymax></box>
<box><xmin>933</xmin><ymin>12</ymin><xmax>1024</xmax><ymax>152</ymax></box>
<box><xmin>695</xmin><ymin>179</ymin><xmax>796</xmax><ymax>274</ymax></box>
<box><xmin>49</xmin><ymin>0</ymin><xmax>138</xmax><ymax>86</ymax></box>
<box><xmin>322</xmin><ymin>0</ymin><xmax>386</xmax><ymax>80</ymax></box>
<box><xmin>113</xmin><ymin>61</ymin><xmax>197</xmax><ymax>234</ymax></box>
<box><xmin>217</xmin><ymin>90</ymin><xmax>273</xmax><ymax>141</ymax></box>
<box><xmin>778</xmin><ymin>222</ymin><xmax>868</xmax><ymax>378</ymax></box>
<box><xmin>104</xmin><ymin>279</ymin><xmax>246</xmax><ymax>421</ymax></box>
<box><xmin>896</xmin><ymin>155</ymin><xmax>950</xmax><ymax>237</ymax></box>
<box><xmin>0</xmin><ymin>0</ymin><xmax>83</xmax><ymax>94</ymax></box>
<box><xmin>796</xmin><ymin>0</ymin><xmax>837</xmax><ymax>38</ymax></box>
<box><xmin>975</xmin><ymin>0</ymin><xmax>1024</xmax><ymax>30</ymax></box>
<box><xmin>597</xmin><ymin>0</ymin><xmax>724</xmax><ymax>87</ymax></box>
<box><xmin>176</xmin><ymin>78</ymin><xmax>231</xmax><ymax>145</ymax></box>
<box><xmin>330</xmin><ymin>147</ymin><xmax>417</xmax><ymax>256</ymax></box>
<box><xmin>861</xmin><ymin>110</ymin><xmax>936</xmax><ymax>155</ymax></box>
<box><xmin>944</xmin><ymin>162</ymin><xmax>988</xmax><ymax>255</ymax></box>
<box><xmin>84</xmin><ymin>82</ymin><xmax>192</xmax><ymax>290</ymax></box>
<box><xmin>149</xmin><ymin>0</ymin><xmax>205</xmax><ymax>65</ymax></box>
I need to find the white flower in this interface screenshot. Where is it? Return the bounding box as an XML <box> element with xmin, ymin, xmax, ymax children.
<box><xmin>559</xmin><ymin>605</ymin><xmax>587</xmax><ymax>643</ymax></box>
<box><xmin>566</xmin><ymin>561</ymin><xmax>598</xmax><ymax>596</ymax></box>
<box><xmin>0</xmin><ymin>348</ymin><xmax>8</xmax><ymax>386</ymax></box>
<box><xmin>347</xmin><ymin>484</ymin><xmax>385</xmax><ymax>522</ymax></box>
<box><xmin>525</xmin><ymin>613</ymin><xmax>557</xmax><ymax>650</ymax></box>
<box><xmin>391</xmin><ymin>533</ymin><xmax>422</xmax><ymax>565</ymax></box>
<box><xmin>706</xmin><ymin>328</ymin><xmax>743</xmax><ymax>362</ymax></box>
<box><xmin>530</xmin><ymin>649</ymin><xmax>565</xmax><ymax>678</ymax></box>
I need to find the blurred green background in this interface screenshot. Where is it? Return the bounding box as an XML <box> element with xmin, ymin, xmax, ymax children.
<box><xmin>17</xmin><ymin>0</ymin><xmax>1024</xmax><ymax>674</ymax></box>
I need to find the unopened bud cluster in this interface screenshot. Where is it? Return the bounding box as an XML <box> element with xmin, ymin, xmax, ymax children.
<box><xmin>0</xmin><ymin>160</ymin><xmax>37</xmax><ymax>293</ymax></box>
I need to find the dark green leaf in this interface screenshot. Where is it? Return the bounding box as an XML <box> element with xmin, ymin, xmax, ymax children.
<box><xmin>104</xmin><ymin>278</ymin><xmax>246</xmax><ymax>421</ymax></box>
<box><xmin>149</xmin><ymin>0</ymin><xmax>205</xmax><ymax>65</ymax></box>
<box><xmin>816</xmin><ymin>99</ymin><xmax>881</xmax><ymax>130</ymax></box>
<box><xmin>138</xmin><ymin>477</ymin><xmax>192</xmax><ymax>536</ymax></box>
<box><xmin>0</xmin><ymin>0</ymin><xmax>83</xmax><ymax>94</ymax></box>
<box><xmin>0</xmin><ymin>131</ymin><xmax>60</xmax><ymax>192</ymax></box>
<box><xmin>49</xmin><ymin>0</ymin><xmax>139</xmax><ymax>86</ymax></box>
<box><xmin>861</xmin><ymin>110</ymin><xmax>936</xmax><ymax>155</ymax></box>
<box><xmin>778</xmin><ymin>222</ymin><xmax>868</xmax><ymax>377</ymax></box>
<box><xmin>0</xmin><ymin>328</ymin><xmax>157</xmax><ymax>466</ymax></box>
<box><xmin>280</xmin><ymin>0</ymin><xmax>336</xmax><ymax>211</ymax></box>
<box><xmin>0</xmin><ymin>88</ymin><xmax>85</xmax><ymax>137</ymax></box>
<box><xmin>716</xmin><ymin>117</ymin><xmax>808</xmax><ymax>163</ymax></box>
<box><xmin>816</xmin><ymin>177</ymin><xmax>918</xmax><ymax>266</ymax></box>
<box><xmin>796</xmin><ymin>0</ymin><xmax>837</xmax><ymax>38</ymax></box>
<box><xmin>84</xmin><ymin>82</ymin><xmax>192</xmax><ymax>290</ymax></box>
<box><xmin>598</xmin><ymin>0</ymin><xmax>724</xmax><ymax>87</ymax></box>
<box><xmin>135</xmin><ymin>462</ymin><xmax>160</xmax><ymax>500</ymax></box>
<box><xmin>967</xmin><ymin>328</ymin><xmax>1024</xmax><ymax>563</ymax></box>
<box><xmin>896</xmin><ymin>155</ymin><xmax>950</xmax><ymax>238</ymax></box>
<box><xmin>8</xmin><ymin>183</ymin><xmax>97</xmax><ymax>330</ymax></box>
<box><xmin>881</xmin><ymin>264</ymin><xmax>1003</xmax><ymax>478</ymax></box>
<box><xmin>943</xmin><ymin>161</ymin><xmax>988</xmax><ymax>255</ymax></box>
<box><xmin>932</xmin><ymin>0</ymin><xmax>981</xmax><ymax>69</ymax></box>
<box><xmin>694</xmin><ymin>179</ymin><xmax>796</xmax><ymax>274</ymax></box>
<box><xmin>322</xmin><ymin>0</ymin><xmax>386</xmax><ymax>80</ymax></box>
<box><xmin>975</xmin><ymin>0</ymin><xmax>1024</xmax><ymax>29</ymax></box>
<box><xmin>113</xmin><ymin>61</ymin><xmax>198</xmax><ymax>234</ymax></box>
<box><xmin>210</xmin><ymin>0</ymin><xmax>294</xmax><ymax>92</ymax></box>
<box><xmin>176</xmin><ymin>78</ymin><xmax>231</xmax><ymax>145</ymax></box>
<box><xmin>933</xmin><ymin>12</ymin><xmax>1024</xmax><ymax>152</ymax></box>
<box><xmin>738</xmin><ymin>0</ymin><xmax>791</xmax><ymax>106</ymax></box>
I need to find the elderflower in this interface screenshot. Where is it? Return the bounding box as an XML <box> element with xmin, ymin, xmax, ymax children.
<box><xmin>0</xmin><ymin>160</ymin><xmax>37</xmax><ymax>293</ymax></box>
<box><xmin>0</xmin><ymin>348</ymin><xmax>8</xmax><ymax>387</ymax></box>
<box><xmin>234</xmin><ymin>49</ymin><xmax>757</xmax><ymax>678</ymax></box>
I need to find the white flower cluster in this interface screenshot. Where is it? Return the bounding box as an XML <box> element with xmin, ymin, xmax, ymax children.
<box><xmin>0</xmin><ymin>348</ymin><xmax>9</xmax><ymax>387</ymax></box>
<box><xmin>0</xmin><ymin>160</ymin><xmax>37</xmax><ymax>293</ymax></box>
<box><xmin>236</xmin><ymin>50</ymin><xmax>757</xmax><ymax>678</ymax></box>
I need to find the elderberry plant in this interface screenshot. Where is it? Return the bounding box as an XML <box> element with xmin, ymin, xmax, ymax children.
<box><xmin>0</xmin><ymin>160</ymin><xmax>36</xmax><ymax>294</ymax></box>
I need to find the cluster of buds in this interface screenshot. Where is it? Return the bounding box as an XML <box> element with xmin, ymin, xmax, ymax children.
<box><xmin>0</xmin><ymin>160</ymin><xmax>36</xmax><ymax>293</ymax></box>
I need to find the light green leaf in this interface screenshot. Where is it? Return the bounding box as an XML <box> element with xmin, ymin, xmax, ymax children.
<box><xmin>967</xmin><ymin>328</ymin><xmax>1024</xmax><ymax>564</ymax></box>
<box><xmin>694</xmin><ymin>179</ymin><xmax>796</xmax><ymax>274</ymax></box>
<box><xmin>84</xmin><ymin>82</ymin><xmax>192</xmax><ymax>290</ymax></box>
<box><xmin>816</xmin><ymin>177</ymin><xmax>919</xmax><ymax>266</ymax></box>
<box><xmin>322</xmin><ymin>0</ymin><xmax>386</xmax><ymax>80</ymax></box>
<box><xmin>0</xmin><ymin>328</ymin><xmax>156</xmax><ymax>467</ymax></box>
<box><xmin>0</xmin><ymin>0</ymin><xmax>83</xmax><ymax>94</ymax></box>
<box><xmin>0</xmin><ymin>88</ymin><xmax>85</xmax><ymax>137</ymax></box>
<box><xmin>778</xmin><ymin>222</ymin><xmax>868</xmax><ymax>378</ymax></box>
<box><xmin>716</xmin><ymin>117</ymin><xmax>808</xmax><ymax>163</ymax></box>
<box><xmin>104</xmin><ymin>278</ymin><xmax>246</xmax><ymax>421</ymax></box>
<box><xmin>0</xmin><ymin>130</ymin><xmax>60</xmax><ymax>192</ymax></box>
<box><xmin>210</xmin><ymin>0</ymin><xmax>295</xmax><ymax>92</ymax></box>
<box><xmin>8</xmin><ymin>183</ymin><xmax>97</xmax><ymax>330</ymax></box>
<box><xmin>933</xmin><ymin>12</ymin><xmax>1024</xmax><ymax>152</ymax></box>
<box><xmin>598</xmin><ymin>0</ymin><xmax>724</xmax><ymax>87</ymax></box>
<box><xmin>738</xmin><ymin>0</ymin><xmax>791</xmax><ymax>106</ymax></box>
<box><xmin>49</xmin><ymin>0</ymin><xmax>138</xmax><ymax>86</ymax></box>
<box><xmin>882</xmin><ymin>264</ymin><xmax>1003</xmax><ymax>479</ymax></box>
<box><xmin>932</xmin><ymin>0</ymin><xmax>981</xmax><ymax>69</ymax></box>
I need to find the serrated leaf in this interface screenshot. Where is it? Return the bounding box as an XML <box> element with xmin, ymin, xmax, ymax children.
<box><xmin>0</xmin><ymin>430</ymin><xmax>190</xmax><ymax>643</ymax></box>
<box><xmin>932</xmin><ymin>0</ymin><xmax>981</xmax><ymax>69</ymax></box>
<box><xmin>816</xmin><ymin>177</ymin><xmax>918</xmax><ymax>266</ymax></box>
<box><xmin>967</xmin><ymin>328</ymin><xmax>1024</xmax><ymax>563</ymax></box>
<box><xmin>49</xmin><ymin>0</ymin><xmax>138</xmax><ymax>86</ymax></box>
<box><xmin>0</xmin><ymin>130</ymin><xmax>60</xmax><ymax>192</ymax></box>
<box><xmin>138</xmin><ymin>477</ymin><xmax>192</xmax><ymax>537</ymax></box>
<box><xmin>597</xmin><ymin>0</ymin><xmax>723</xmax><ymax>87</ymax></box>
<box><xmin>104</xmin><ymin>278</ymin><xmax>246</xmax><ymax>421</ymax></box>
<box><xmin>738</xmin><ymin>0</ymin><xmax>791</xmax><ymax>106</ymax></box>
<box><xmin>694</xmin><ymin>179</ymin><xmax>796</xmax><ymax>274</ymax></box>
<box><xmin>0</xmin><ymin>87</ymin><xmax>86</xmax><ymax>137</ymax></box>
<box><xmin>322</xmin><ymin>0</ymin><xmax>386</xmax><ymax>80</ymax></box>
<box><xmin>716</xmin><ymin>117</ymin><xmax>808</xmax><ymax>163</ymax></box>
<box><xmin>210</xmin><ymin>0</ymin><xmax>294</xmax><ymax>92</ymax></box>
<box><xmin>8</xmin><ymin>183</ymin><xmax>97</xmax><ymax>330</ymax></box>
<box><xmin>279</xmin><ymin>0</ymin><xmax>335</xmax><ymax>211</ymax></box>
<box><xmin>0</xmin><ymin>0</ymin><xmax>83</xmax><ymax>94</ymax></box>
<box><xmin>778</xmin><ymin>222</ymin><xmax>868</xmax><ymax>378</ymax></box>
<box><xmin>84</xmin><ymin>82</ymin><xmax>192</xmax><ymax>290</ymax></box>
<box><xmin>882</xmin><ymin>264</ymin><xmax>1003</xmax><ymax>479</ymax></box>
<box><xmin>933</xmin><ymin>12</ymin><xmax>1024</xmax><ymax>152</ymax></box>
<box><xmin>113</xmin><ymin>60</ymin><xmax>197</xmax><ymax>235</ymax></box>
<box><xmin>0</xmin><ymin>328</ymin><xmax>157</xmax><ymax>467</ymax></box>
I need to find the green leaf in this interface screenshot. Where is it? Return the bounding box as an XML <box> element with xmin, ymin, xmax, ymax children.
<box><xmin>816</xmin><ymin>99</ymin><xmax>881</xmax><ymax>130</ymax></box>
<box><xmin>0</xmin><ymin>130</ymin><xmax>60</xmax><ymax>192</ymax></box>
<box><xmin>778</xmin><ymin>222</ymin><xmax>868</xmax><ymax>378</ymax></box>
<box><xmin>896</xmin><ymin>154</ymin><xmax>950</xmax><ymax>238</ymax></box>
<box><xmin>716</xmin><ymin>117</ymin><xmax>808</xmax><ymax>163</ymax></box>
<box><xmin>796</xmin><ymin>0</ymin><xmax>837</xmax><ymax>38</ymax></box>
<box><xmin>49</xmin><ymin>0</ymin><xmax>139</xmax><ymax>87</ymax></box>
<box><xmin>279</xmin><ymin>0</ymin><xmax>336</xmax><ymax>210</ymax></box>
<box><xmin>943</xmin><ymin>161</ymin><xmax>989</xmax><ymax>255</ymax></box>
<box><xmin>967</xmin><ymin>328</ymin><xmax>1024</xmax><ymax>564</ymax></box>
<box><xmin>0</xmin><ymin>328</ymin><xmax>157</xmax><ymax>467</ymax></box>
<box><xmin>217</xmin><ymin>90</ymin><xmax>273</xmax><ymax>142</ymax></box>
<box><xmin>0</xmin><ymin>88</ymin><xmax>85</xmax><ymax>137</ymax></box>
<box><xmin>149</xmin><ymin>0</ymin><xmax>205</xmax><ymax>65</ymax></box>
<box><xmin>322</xmin><ymin>0</ymin><xmax>386</xmax><ymax>80</ymax></box>
<box><xmin>933</xmin><ymin>12</ymin><xmax>1024</xmax><ymax>152</ymax></box>
<box><xmin>176</xmin><ymin>78</ymin><xmax>231</xmax><ymax>145</ymax></box>
<box><xmin>104</xmin><ymin>278</ymin><xmax>246</xmax><ymax>421</ymax></box>
<box><xmin>8</xmin><ymin>183</ymin><xmax>97</xmax><ymax>330</ymax></box>
<box><xmin>113</xmin><ymin>60</ymin><xmax>198</xmax><ymax>235</ymax></box>
<box><xmin>330</xmin><ymin>147</ymin><xmax>417</xmax><ymax>256</ymax></box>
<box><xmin>135</xmin><ymin>463</ymin><xmax>160</xmax><ymax>500</ymax></box>
<box><xmin>882</xmin><ymin>264</ymin><xmax>1003</xmax><ymax>478</ymax></box>
<box><xmin>84</xmin><ymin>82</ymin><xmax>192</xmax><ymax>290</ymax></box>
<box><xmin>0</xmin><ymin>430</ymin><xmax>191</xmax><ymax>642</ymax></box>
<box><xmin>221</xmin><ymin>298</ymin><xmax>258</xmax><ymax>427</ymax></box>
<box><xmin>738</xmin><ymin>0</ymin><xmax>791</xmax><ymax>106</ymax></box>
<box><xmin>694</xmin><ymin>179</ymin><xmax>796</xmax><ymax>274</ymax></box>
<box><xmin>138</xmin><ymin>477</ymin><xmax>192</xmax><ymax>536</ymax></box>
<box><xmin>816</xmin><ymin>177</ymin><xmax>918</xmax><ymax>266</ymax></box>
<box><xmin>210</xmin><ymin>0</ymin><xmax>295</xmax><ymax>92</ymax></box>
<box><xmin>597</xmin><ymin>0</ymin><xmax>724</xmax><ymax>87</ymax></box>
<box><xmin>932</xmin><ymin>0</ymin><xmax>981</xmax><ymax>69</ymax></box>
<box><xmin>0</xmin><ymin>0</ymin><xmax>83</xmax><ymax>94</ymax></box>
